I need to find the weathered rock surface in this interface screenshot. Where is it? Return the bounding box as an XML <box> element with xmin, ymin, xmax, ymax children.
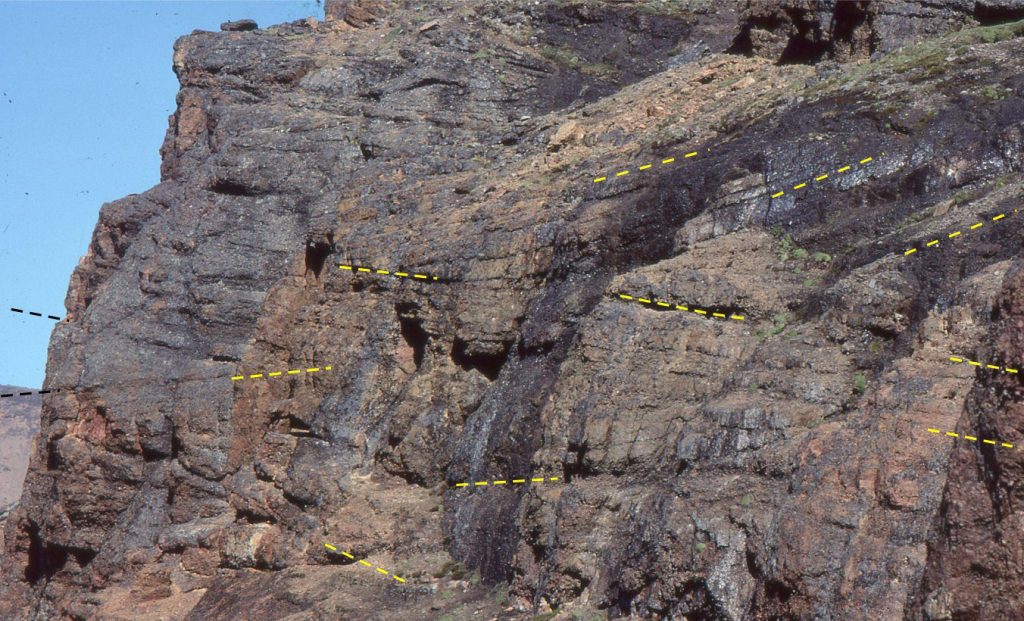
<box><xmin>3</xmin><ymin>1</ymin><xmax>1024</xmax><ymax>619</ymax></box>
<box><xmin>734</xmin><ymin>0</ymin><xmax>1024</xmax><ymax>62</ymax></box>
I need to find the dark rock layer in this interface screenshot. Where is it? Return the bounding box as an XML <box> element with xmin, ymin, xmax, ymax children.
<box><xmin>733</xmin><ymin>0</ymin><xmax>1024</xmax><ymax>62</ymax></box>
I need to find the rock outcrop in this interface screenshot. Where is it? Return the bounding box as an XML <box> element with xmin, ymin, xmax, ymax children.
<box><xmin>733</xmin><ymin>0</ymin><xmax>1024</xmax><ymax>62</ymax></box>
<box><xmin>3</xmin><ymin>2</ymin><xmax>1024</xmax><ymax>619</ymax></box>
<box><xmin>324</xmin><ymin>0</ymin><xmax>390</xmax><ymax>28</ymax></box>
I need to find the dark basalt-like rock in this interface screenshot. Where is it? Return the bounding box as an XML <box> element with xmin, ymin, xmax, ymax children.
<box><xmin>220</xmin><ymin>19</ymin><xmax>258</xmax><ymax>32</ymax></box>
<box><xmin>733</xmin><ymin>0</ymin><xmax>1024</xmax><ymax>62</ymax></box>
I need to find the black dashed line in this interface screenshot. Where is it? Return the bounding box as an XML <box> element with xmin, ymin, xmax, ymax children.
<box><xmin>8</xmin><ymin>307</ymin><xmax>61</xmax><ymax>321</ymax></box>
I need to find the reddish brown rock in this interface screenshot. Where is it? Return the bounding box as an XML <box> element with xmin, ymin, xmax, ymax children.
<box><xmin>324</xmin><ymin>0</ymin><xmax>389</xmax><ymax>28</ymax></box>
<box><xmin>4</xmin><ymin>2</ymin><xmax>1024</xmax><ymax>620</ymax></box>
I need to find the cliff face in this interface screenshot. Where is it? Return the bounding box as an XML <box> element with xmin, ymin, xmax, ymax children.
<box><xmin>3</xmin><ymin>1</ymin><xmax>1024</xmax><ymax>619</ymax></box>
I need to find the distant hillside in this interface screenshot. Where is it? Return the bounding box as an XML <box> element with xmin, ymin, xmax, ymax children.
<box><xmin>0</xmin><ymin>386</ymin><xmax>40</xmax><ymax>516</ymax></box>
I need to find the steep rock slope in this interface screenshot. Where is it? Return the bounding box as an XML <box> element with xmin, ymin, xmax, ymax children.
<box><xmin>2</xmin><ymin>1</ymin><xmax>1024</xmax><ymax>620</ymax></box>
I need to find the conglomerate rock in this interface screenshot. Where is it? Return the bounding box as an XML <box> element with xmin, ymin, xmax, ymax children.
<box><xmin>2</xmin><ymin>2</ymin><xmax>1024</xmax><ymax>619</ymax></box>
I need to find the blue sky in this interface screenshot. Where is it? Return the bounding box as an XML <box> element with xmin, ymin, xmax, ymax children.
<box><xmin>0</xmin><ymin>1</ymin><xmax>323</xmax><ymax>388</ymax></box>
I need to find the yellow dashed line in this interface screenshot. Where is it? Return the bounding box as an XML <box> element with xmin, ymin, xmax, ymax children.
<box><xmin>233</xmin><ymin>365</ymin><xmax>334</xmax><ymax>383</ymax></box>
<box><xmin>339</xmin><ymin>264</ymin><xmax>441</xmax><ymax>283</ymax></box>
<box><xmin>767</xmin><ymin>155</ymin><xmax>876</xmax><ymax>200</ymax></box>
<box><xmin>615</xmin><ymin>292</ymin><xmax>746</xmax><ymax>322</ymax></box>
<box><xmin>593</xmin><ymin>148</ymin><xmax>708</xmax><ymax>185</ymax></box>
<box><xmin>926</xmin><ymin>427</ymin><xmax>1013</xmax><ymax>450</ymax></box>
<box><xmin>453</xmin><ymin>475</ymin><xmax>560</xmax><ymax>489</ymax></box>
<box><xmin>948</xmin><ymin>354</ymin><xmax>1022</xmax><ymax>377</ymax></box>
<box><xmin>323</xmin><ymin>544</ymin><xmax>407</xmax><ymax>584</ymax></box>
<box><xmin>903</xmin><ymin>211</ymin><xmax>1016</xmax><ymax>259</ymax></box>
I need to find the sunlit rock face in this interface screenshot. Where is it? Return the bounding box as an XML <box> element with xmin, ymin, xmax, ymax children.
<box><xmin>3</xmin><ymin>2</ymin><xmax>1024</xmax><ymax>619</ymax></box>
